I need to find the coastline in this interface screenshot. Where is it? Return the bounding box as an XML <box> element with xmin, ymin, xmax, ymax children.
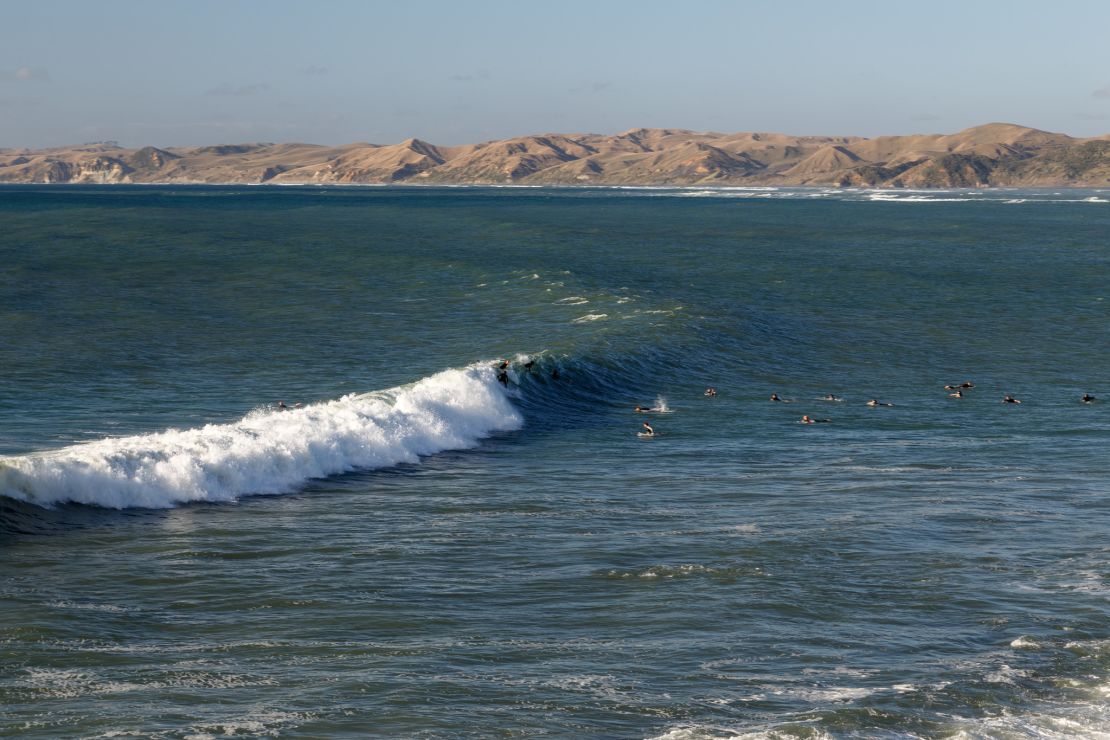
<box><xmin>3</xmin><ymin>122</ymin><xmax>1108</xmax><ymax>189</ymax></box>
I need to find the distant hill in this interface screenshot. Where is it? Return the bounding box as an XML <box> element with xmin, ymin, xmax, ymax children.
<box><xmin>2</xmin><ymin>123</ymin><xmax>1109</xmax><ymax>187</ymax></box>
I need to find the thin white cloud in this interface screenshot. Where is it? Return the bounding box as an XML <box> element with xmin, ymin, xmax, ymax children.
<box><xmin>1093</xmin><ymin>85</ymin><xmax>1110</xmax><ymax>99</ymax></box>
<box><xmin>569</xmin><ymin>81</ymin><xmax>613</xmax><ymax>94</ymax></box>
<box><xmin>204</xmin><ymin>82</ymin><xmax>270</xmax><ymax>96</ymax></box>
<box><xmin>2</xmin><ymin>66</ymin><xmax>50</xmax><ymax>82</ymax></box>
<box><xmin>449</xmin><ymin>70</ymin><xmax>491</xmax><ymax>82</ymax></box>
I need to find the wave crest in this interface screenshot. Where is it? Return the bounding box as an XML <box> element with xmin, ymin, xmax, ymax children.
<box><xmin>0</xmin><ymin>364</ymin><xmax>522</xmax><ymax>509</ymax></box>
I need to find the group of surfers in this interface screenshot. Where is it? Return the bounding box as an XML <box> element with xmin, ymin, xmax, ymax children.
<box><xmin>635</xmin><ymin>382</ymin><xmax>1098</xmax><ymax>436</ymax></box>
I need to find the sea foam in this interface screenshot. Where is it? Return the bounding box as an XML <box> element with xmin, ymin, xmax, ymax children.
<box><xmin>0</xmin><ymin>364</ymin><xmax>522</xmax><ymax>509</ymax></box>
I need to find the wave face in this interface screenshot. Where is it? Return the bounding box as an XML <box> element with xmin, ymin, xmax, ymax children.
<box><xmin>0</xmin><ymin>364</ymin><xmax>521</xmax><ymax>509</ymax></box>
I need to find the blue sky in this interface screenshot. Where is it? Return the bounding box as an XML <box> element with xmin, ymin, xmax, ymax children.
<box><xmin>3</xmin><ymin>0</ymin><xmax>1110</xmax><ymax>148</ymax></box>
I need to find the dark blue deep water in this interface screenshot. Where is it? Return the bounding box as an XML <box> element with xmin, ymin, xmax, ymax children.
<box><xmin>1</xmin><ymin>185</ymin><xmax>1109</xmax><ymax>738</ymax></box>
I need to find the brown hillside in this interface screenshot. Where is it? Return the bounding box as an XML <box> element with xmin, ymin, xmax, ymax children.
<box><xmin>2</xmin><ymin>123</ymin><xmax>1108</xmax><ymax>187</ymax></box>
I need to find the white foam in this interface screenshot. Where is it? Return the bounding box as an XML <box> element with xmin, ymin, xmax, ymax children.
<box><xmin>867</xmin><ymin>194</ymin><xmax>978</xmax><ymax>202</ymax></box>
<box><xmin>947</xmin><ymin>696</ymin><xmax>1110</xmax><ymax>739</ymax></box>
<box><xmin>572</xmin><ymin>313</ymin><xmax>608</xmax><ymax>323</ymax></box>
<box><xmin>605</xmin><ymin>564</ymin><xmax>717</xmax><ymax>579</ymax></box>
<box><xmin>649</xmin><ymin>726</ymin><xmax>834</xmax><ymax>740</ymax></box>
<box><xmin>0</xmin><ymin>364</ymin><xmax>522</xmax><ymax>509</ymax></box>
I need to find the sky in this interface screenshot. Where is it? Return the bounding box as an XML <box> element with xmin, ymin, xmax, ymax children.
<box><xmin>3</xmin><ymin>0</ymin><xmax>1110</xmax><ymax>149</ymax></box>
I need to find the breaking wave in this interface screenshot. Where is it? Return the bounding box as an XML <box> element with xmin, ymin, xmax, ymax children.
<box><xmin>0</xmin><ymin>363</ymin><xmax>522</xmax><ymax>510</ymax></box>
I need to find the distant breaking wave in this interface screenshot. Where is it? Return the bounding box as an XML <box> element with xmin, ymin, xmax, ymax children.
<box><xmin>0</xmin><ymin>364</ymin><xmax>522</xmax><ymax>510</ymax></box>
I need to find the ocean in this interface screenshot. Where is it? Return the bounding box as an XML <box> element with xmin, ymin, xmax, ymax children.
<box><xmin>1</xmin><ymin>184</ymin><xmax>1109</xmax><ymax>738</ymax></box>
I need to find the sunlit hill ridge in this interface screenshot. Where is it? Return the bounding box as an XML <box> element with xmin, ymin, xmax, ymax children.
<box><xmin>2</xmin><ymin>123</ymin><xmax>1109</xmax><ymax>187</ymax></box>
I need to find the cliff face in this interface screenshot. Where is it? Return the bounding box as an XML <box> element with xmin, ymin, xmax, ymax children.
<box><xmin>2</xmin><ymin>124</ymin><xmax>1109</xmax><ymax>187</ymax></box>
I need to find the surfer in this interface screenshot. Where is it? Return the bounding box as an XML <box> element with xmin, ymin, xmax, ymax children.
<box><xmin>550</xmin><ymin>369</ymin><xmax>560</xmax><ymax>380</ymax></box>
<box><xmin>821</xmin><ymin>394</ymin><xmax>841</xmax><ymax>401</ymax></box>
<box><xmin>276</xmin><ymin>400</ymin><xmax>288</xmax><ymax>411</ymax></box>
<box><xmin>498</xmin><ymin>359</ymin><xmax>510</xmax><ymax>370</ymax></box>
<box><xmin>949</xmin><ymin>390</ymin><xmax>963</xmax><ymax>398</ymax></box>
<box><xmin>497</xmin><ymin>371</ymin><xmax>509</xmax><ymax>386</ymax></box>
<box><xmin>944</xmin><ymin>384</ymin><xmax>959</xmax><ymax>391</ymax></box>
<box><xmin>1082</xmin><ymin>393</ymin><xmax>1096</xmax><ymax>403</ymax></box>
<box><xmin>800</xmin><ymin>415</ymin><xmax>831</xmax><ymax>424</ymax></box>
<box><xmin>1002</xmin><ymin>394</ymin><xmax>1021</xmax><ymax>404</ymax></box>
<box><xmin>641</xmin><ymin>421</ymin><xmax>655</xmax><ymax>437</ymax></box>
<box><xmin>960</xmin><ymin>382</ymin><xmax>975</xmax><ymax>389</ymax></box>
<box><xmin>866</xmin><ymin>399</ymin><xmax>893</xmax><ymax>407</ymax></box>
<box><xmin>704</xmin><ymin>387</ymin><xmax>717</xmax><ymax>397</ymax></box>
<box><xmin>634</xmin><ymin>405</ymin><xmax>651</xmax><ymax>413</ymax></box>
<box><xmin>770</xmin><ymin>393</ymin><xmax>786</xmax><ymax>402</ymax></box>
<box><xmin>523</xmin><ymin>360</ymin><xmax>535</xmax><ymax>371</ymax></box>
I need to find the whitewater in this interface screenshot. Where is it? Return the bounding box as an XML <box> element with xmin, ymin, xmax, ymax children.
<box><xmin>0</xmin><ymin>364</ymin><xmax>521</xmax><ymax>509</ymax></box>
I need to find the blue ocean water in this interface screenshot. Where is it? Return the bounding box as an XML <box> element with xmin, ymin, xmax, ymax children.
<box><xmin>1</xmin><ymin>185</ymin><xmax>1109</xmax><ymax>737</ymax></box>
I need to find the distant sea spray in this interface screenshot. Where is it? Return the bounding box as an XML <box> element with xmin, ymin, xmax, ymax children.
<box><xmin>0</xmin><ymin>364</ymin><xmax>522</xmax><ymax>509</ymax></box>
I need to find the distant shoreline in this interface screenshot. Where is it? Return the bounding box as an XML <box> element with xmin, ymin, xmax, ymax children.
<box><xmin>2</xmin><ymin>123</ymin><xmax>1109</xmax><ymax>188</ymax></box>
<box><xmin>2</xmin><ymin>179</ymin><xmax>1101</xmax><ymax>190</ymax></box>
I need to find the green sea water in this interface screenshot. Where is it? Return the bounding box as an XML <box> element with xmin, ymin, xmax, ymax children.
<box><xmin>1</xmin><ymin>185</ymin><xmax>1109</xmax><ymax>738</ymax></box>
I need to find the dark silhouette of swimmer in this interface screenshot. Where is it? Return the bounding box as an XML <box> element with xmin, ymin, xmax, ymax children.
<box><xmin>1002</xmin><ymin>394</ymin><xmax>1021</xmax><ymax>404</ymax></box>
<box><xmin>641</xmin><ymin>421</ymin><xmax>655</xmax><ymax>436</ymax></box>
<box><xmin>634</xmin><ymin>405</ymin><xmax>650</xmax><ymax>413</ymax></box>
<box><xmin>822</xmin><ymin>394</ymin><xmax>841</xmax><ymax>401</ymax></box>
<box><xmin>550</xmin><ymin>369</ymin><xmax>560</xmax><ymax>380</ymax></box>
<box><xmin>770</xmin><ymin>393</ymin><xmax>784</xmax><ymax>402</ymax></box>
<box><xmin>800</xmin><ymin>415</ymin><xmax>831</xmax><ymax>424</ymax></box>
<box><xmin>960</xmin><ymin>382</ymin><xmax>975</xmax><ymax>389</ymax></box>
<box><xmin>866</xmin><ymin>399</ymin><xmax>893</xmax><ymax>407</ymax></box>
<box><xmin>944</xmin><ymin>384</ymin><xmax>959</xmax><ymax>391</ymax></box>
<box><xmin>498</xmin><ymin>359</ymin><xmax>510</xmax><ymax>370</ymax></box>
<box><xmin>949</xmin><ymin>390</ymin><xmax>963</xmax><ymax>398</ymax></box>
<box><xmin>704</xmin><ymin>388</ymin><xmax>717</xmax><ymax>397</ymax></box>
<box><xmin>523</xmin><ymin>360</ymin><xmax>535</xmax><ymax>371</ymax></box>
<box><xmin>497</xmin><ymin>371</ymin><xmax>508</xmax><ymax>386</ymax></box>
<box><xmin>276</xmin><ymin>401</ymin><xmax>288</xmax><ymax>411</ymax></box>
<box><xmin>1082</xmin><ymin>393</ymin><xmax>1096</xmax><ymax>403</ymax></box>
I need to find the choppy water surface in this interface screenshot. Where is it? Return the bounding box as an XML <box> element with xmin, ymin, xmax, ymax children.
<box><xmin>1</xmin><ymin>185</ymin><xmax>1109</xmax><ymax>738</ymax></box>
